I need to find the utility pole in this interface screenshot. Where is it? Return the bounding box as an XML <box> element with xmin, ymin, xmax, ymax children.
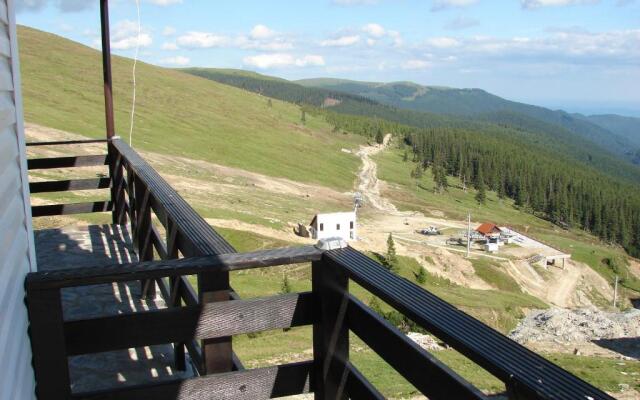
<box><xmin>613</xmin><ymin>275</ymin><xmax>619</xmax><ymax>309</ymax></box>
<box><xmin>466</xmin><ymin>213</ymin><xmax>471</xmax><ymax>258</ymax></box>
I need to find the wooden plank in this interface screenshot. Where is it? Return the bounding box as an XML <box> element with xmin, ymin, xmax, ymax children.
<box><xmin>27</xmin><ymin>154</ymin><xmax>108</xmax><ymax>170</ymax></box>
<box><xmin>29</xmin><ymin>178</ymin><xmax>111</xmax><ymax>193</ymax></box>
<box><xmin>73</xmin><ymin>361</ymin><xmax>313</xmax><ymax>400</ymax></box>
<box><xmin>25</xmin><ymin>288</ymin><xmax>71</xmax><ymax>398</ymax></box>
<box><xmin>347</xmin><ymin>295</ymin><xmax>485</xmax><ymax>400</ymax></box>
<box><xmin>26</xmin><ymin>245</ymin><xmax>323</xmax><ymax>290</ymax></box>
<box><xmin>25</xmin><ymin>139</ymin><xmax>107</xmax><ymax>146</ymax></box>
<box><xmin>64</xmin><ymin>292</ymin><xmax>314</xmax><ymax>356</ymax></box>
<box><xmin>31</xmin><ymin>201</ymin><xmax>112</xmax><ymax>217</ymax></box>
<box><xmin>312</xmin><ymin>259</ymin><xmax>349</xmax><ymax>400</ymax></box>
<box><xmin>345</xmin><ymin>362</ymin><xmax>385</xmax><ymax>400</ymax></box>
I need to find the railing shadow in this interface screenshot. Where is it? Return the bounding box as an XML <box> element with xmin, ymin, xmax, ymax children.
<box><xmin>34</xmin><ymin>224</ymin><xmax>192</xmax><ymax>394</ymax></box>
<box><xmin>592</xmin><ymin>337</ymin><xmax>640</xmax><ymax>359</ymax></box>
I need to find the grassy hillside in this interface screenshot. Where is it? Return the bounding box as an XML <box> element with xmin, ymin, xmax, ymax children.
<box><xmin>18</xmin><ymin>26</ymin><xmax>364</xmax><ymax>191</ymax></box>
<box><xmin>298</xmin><ymin>78</ymin><xmax>639</xmax><ymax>164</ymax></box>
<box><xmin>184</xmin><ymin>68</ymin><xmax>640</xmax><ymax>184</ymax></box>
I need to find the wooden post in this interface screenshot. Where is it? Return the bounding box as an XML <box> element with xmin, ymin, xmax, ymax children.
<box><xmin>100</xmin><ymin>0</ymin><xmax>115</xmax><ymax>140</ymax></box>
<box><xmin>199</xmin><ymin>272</ymin><xmax>233</xmax><ymax>374</ymax></box>
<box><xmin>26</xmin><ymin>287</ymin><xmax>72</xmax><ymax>399</ymax></box>
<box><xmin>312</xmin><ymin>258</ymin><xmax>349</xmax><ymax>400</ymax></box>
<box><xmin>108</xmin><ymin>146</ymin><xmax>127</xmax><ymax>225</ymax></box>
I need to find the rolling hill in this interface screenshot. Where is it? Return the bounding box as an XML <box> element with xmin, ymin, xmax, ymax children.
<box><xmin>184</xmin><ymin>68</ymin><xmax>640</xmax><ymax>184</ymax></box>
<box><xmin>17</xmin><ymin>26</ymin><xmax>364</xmax><ymax>191</ymax></box>
<box><xmin>297</xmin><ymin>78</ymin><xmax>640</xmax><ymax>164</ymax></box>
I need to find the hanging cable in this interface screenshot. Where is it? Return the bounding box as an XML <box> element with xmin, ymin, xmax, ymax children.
<box><xmin>129</xmin><ymin>0</ymin><xmax>141</xmax><ymax>147</ymax></box>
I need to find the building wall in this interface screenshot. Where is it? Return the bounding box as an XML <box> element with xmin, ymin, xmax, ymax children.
<box><xmin>311</xmin><ymin>211</ymin><xmax>357</xmax><ymax>241</ymax></box>
<box><xmin>0</xmin><ymin>1</ymin><xmax>37</xmax><ymax>398</ymax></box>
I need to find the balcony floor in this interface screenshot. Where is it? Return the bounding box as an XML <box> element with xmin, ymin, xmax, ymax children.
<box><xmin>34</xmin><ymin>224</ymin><xmax>195</xmax><ymax>394</ymax></box>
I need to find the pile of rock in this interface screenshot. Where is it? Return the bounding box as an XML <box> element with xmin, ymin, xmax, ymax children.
<box><xmin>509</xmin><ymin>308</ymin><xmax>640</xmax><ymax>344</ymax></box>
<box><xmin>407</xmin><ymin>332</ymin><xmax>445</xmax><ymax>351</ymax></box>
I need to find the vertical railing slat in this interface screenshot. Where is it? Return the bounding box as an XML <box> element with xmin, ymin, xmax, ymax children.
<box><xmin>312</xmin><ymin>258</ymin><xmax>349</xmax><ymax>400</ymax></box>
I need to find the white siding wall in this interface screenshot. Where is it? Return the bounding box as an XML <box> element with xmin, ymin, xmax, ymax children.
<box><xmin>0</xmin><ymin>1</ymin><xmax>37</xmax><ymax>399</ymax></box>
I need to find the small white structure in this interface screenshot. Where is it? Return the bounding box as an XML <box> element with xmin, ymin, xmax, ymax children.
<box><xmin>309</xmin><ymin>211</ymin><xmax>357</xmax><ymax>241</ymax></box>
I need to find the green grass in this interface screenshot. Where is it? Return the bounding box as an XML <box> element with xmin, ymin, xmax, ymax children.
<box><xmin>19</xmin><ymin>26</ymin><xmax>364</xmax><ymax>191</ymax></box>
<box><xmin>471</xmin><ymin>258</ymin><xmax>522</xmax><ymax>293</ymax></box>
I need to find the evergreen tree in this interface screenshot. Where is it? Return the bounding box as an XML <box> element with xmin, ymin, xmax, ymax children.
<box><xmin>280</xmin><ymin>274</ymin><xmax>292</xmax><ymax>294</ymax></box>
<box><xmin>403</xmin><ymin>149</ymin><xmax>408</xmax><ymax>162</ymax></box>
<box><xmin>267</xmin><ymin>98</ymin><xmax>273</xmax><ymax>108</ymax></box>
<box><xmin>375</xmin><ymin>128</ymin><xmax>384</xmax><ymax>144</ymax></box>
<box><xmin>386</xmin><ymin>233</ymin><xmax>398</xmax><ymax>272</ymax></box>
<box><xmin>415</xmin><ymin>267</ymin><xmax>427</xmax><ymax>284</ymax></box>
<box><xmin>475</xmin><ymin>183</ymin><xmax>487</xmax><ymax>205</ymax></box>
<box><xmin>300</xmin><ymin>110</ymin><xmax>306</xmax><ymax>125</ymax></box>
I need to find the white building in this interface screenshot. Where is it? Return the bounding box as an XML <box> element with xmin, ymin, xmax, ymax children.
<box><xmin>0</xmin><ymin>1</ymin><xmax>38</xmax><ymax>398</ymax></box>
<box><xmin>309</xmin><ymin>211</ymin><xmax>357</xmax><ymax>241</ymax></box>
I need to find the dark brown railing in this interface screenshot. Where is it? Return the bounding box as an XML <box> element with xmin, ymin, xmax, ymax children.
<box><xmin>24</xmin><ymin>138</ymin><xmax>614</xmax><ymax>400</ymax></box>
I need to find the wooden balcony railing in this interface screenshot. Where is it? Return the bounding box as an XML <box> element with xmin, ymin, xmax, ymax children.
<box><xmin>24</xmin><ymin>138</ymin><xmax>615</xmax><ymax>400</ymax></box>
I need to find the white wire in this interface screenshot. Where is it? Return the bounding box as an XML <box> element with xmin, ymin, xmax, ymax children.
<box><xmin>129</xmin><ymin>0</ymin><xmax>141</xmax><ymax>147</ymax></box>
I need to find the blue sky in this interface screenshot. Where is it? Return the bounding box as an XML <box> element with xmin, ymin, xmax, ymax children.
<box><xmin>16</xmin><ymin>0</ymin><xmax>640</xmax><ymax>115</ymax></box>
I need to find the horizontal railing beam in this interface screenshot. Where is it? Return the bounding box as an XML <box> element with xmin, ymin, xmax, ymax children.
<box><xmin>64</xmin><ymin>292</ymin><xmax>314</xmax><ymax>355</ymax></box>
<box><xmin>345</xmin><ymin>362</ymin><xmax>385</xmax><ymax>400</ymax></box>
<box><xmin>27</xmin><ymin>155</ymin><xmax>108</xmax><ymax>170</ymax></box>
<box><xmin>31</xmin><ymin>201</ymin><xmax>112</xmax><ymax>217</ymax></box>
<box><xmin>26</xmin><ymin>139</ymin><xmax>108</xmax><ymax>146</ymax></box>
<box><xmin>325</xmin><ymin>247</ymin><xmax>614</xmax><ymax>400</ymax></box>
<box><xmin>347</xmin><ymin>295</ymin><xmax>485</xmax><ymax>400</ymax></box>
<box><xmin>72</xmin><ymin>360</ymin><xmax>313</xmax><ymax>400</ymax></box>
<box><xmin>29</xmin><ymin>178</ymin><xmax>111</xmax><ymax>193</ymax></box>
<box><xmin>26</xmin><ymin>245</ymin><xmax>322</xmax><ymax>290</ymax></box>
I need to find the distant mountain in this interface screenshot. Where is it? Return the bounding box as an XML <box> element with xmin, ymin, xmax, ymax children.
<box><xmin>583</xmin><ymin>114</ymin><xmax>640</xmax><ymax>148</ymax></box>
<box><xmin>297</xmin><ymin>78</ymin><xmax>640</xmax><ymax>164</ymax></box>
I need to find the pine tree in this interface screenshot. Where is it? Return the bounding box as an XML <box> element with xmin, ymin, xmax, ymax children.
<box><xmin>280</xmin><ymin>274</ymin><xmax>292</xmax><ymax>294</ymax></box>
<box><xmin>267</xmin><ymin>98</ymin><xmax>273</xmax><ymax>108</ymax></box>
<box><xmin>475</xmin><ymin>183</ymin><xmax>487</xmax><ymax>205</ymax></box>
<box><xmin>300</xmin><ymin>110</ymin><xmax>306</xmax><ymax>125</ymax></box>
<box><xmin>375</xmin><ymin>128</ymin><xmax>384</xmax><ymax>144</ymax></box>
<box><xmin>369</xmin><ymin>296</ymin><xmax>384</xmax><ymax>316</ymax></box>
<box><xmin>415</xmin><ymin>267</ymin><xmax>427</xmax><ymax>284</ymax></box>
<box><xmin>386</xmin><ymin>233</ymin><xmax>398</xmax><ymax>272</ymax></box>
<box><xmin>402</xmin><ymin>149</ymin><xmax>408</xmax><ymax>162</ymax></box>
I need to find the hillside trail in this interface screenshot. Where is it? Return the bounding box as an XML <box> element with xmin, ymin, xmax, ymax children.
<box><xmin>356</xmin><ymin>134</ymin><xmax>402</xmax><ymax>214</ymax></box>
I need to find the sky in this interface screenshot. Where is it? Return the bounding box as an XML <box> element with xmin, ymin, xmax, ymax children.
<box><xmin>15</xmin><ymin>0</ymin><xmax>640</xmax><ymax>116</ymax></box>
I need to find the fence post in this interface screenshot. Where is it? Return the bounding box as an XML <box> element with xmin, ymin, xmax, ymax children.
<box><xmin>26</xmin><ymin>286</ymin><xmax>72</xmax><ymax>399</ymax></box>
<box><xmin>108</xmin><ymin>141</ymin><xmax>126</xmax><ymax>225</ymax></box>
<box><xmin>199</xmin><ymin>271</ymin><xmax>233</xmax><ymax>374</ymax></box>
<box><xmin>312</xmin><ymin>256</ymin><xmax>350</xmax><ymax>400</ymax></box>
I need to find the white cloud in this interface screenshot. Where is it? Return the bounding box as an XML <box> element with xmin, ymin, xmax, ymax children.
<box><xmin>160</xmin><ymin>56</ymin><xmax>190</xmax><ymax>66</ymax></box>
<box><xmin>403</xmin><ymin>59</ymin><xmax>432</xmax><ymax>69</ymax></box>
<box><xmin>162</xmin><ymin>26</ymin><xmax>177</xmax><ymax>36</ymax></box>
<box><xmin>362</xmin><ymin>23</ymin><xmax>386</xmax><ymax>38</ymax></box>
<box><xmin>176</xmin><ymin>31</ymin><xmax>231</xmax><ymax>48</ymax></box>
<box><xmin>321</xmin><ymin>35</ymin><xmax>361</xmax><ymax>47</ymax></box>
<box><xmin>243</xmin><ymin>53</ymin><xmax>325</xmax><ymax>69</ymax></box>
<box><xmin>521</xmin><ymin>0</ymin><xmax>599</xmax><ymax>8</ymax></box>
<box><xmin>17</xmin><ymin>0</ymin><xmax>94</xmax><ymax>13</ymax></box>
<box><xmin>431</xmin><ymin>0</ymin><xmax>478</xmax><ymax>11</ymax></box>
<box><xmin>445</xmin><ymin>16</ymin><xmax>480</xmax><ymax>30</ymax></box>
<box><xmin>161</xmin><ymin>42</ymin><xmax>179</xmax><ymax>50</ymax></box>
<box><xmin>250</xmin><ymin>24</ymin><xmax>276</xmax><ymax>40</ymax></box>
<box><xmin>109</xmin><ymin>20</ymin><xmax>153</xmax><ymax>50</ymax></box>
<box><xmin>425</xmin><ymin>37</ymin><xmax>461</xmax><ymax>48</ymax></box>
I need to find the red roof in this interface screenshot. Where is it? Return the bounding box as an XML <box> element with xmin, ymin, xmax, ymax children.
<box><xmin>476</xmin><ymin>223</ymin><xmax>501</xmax><ymax>236</ymax></box>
